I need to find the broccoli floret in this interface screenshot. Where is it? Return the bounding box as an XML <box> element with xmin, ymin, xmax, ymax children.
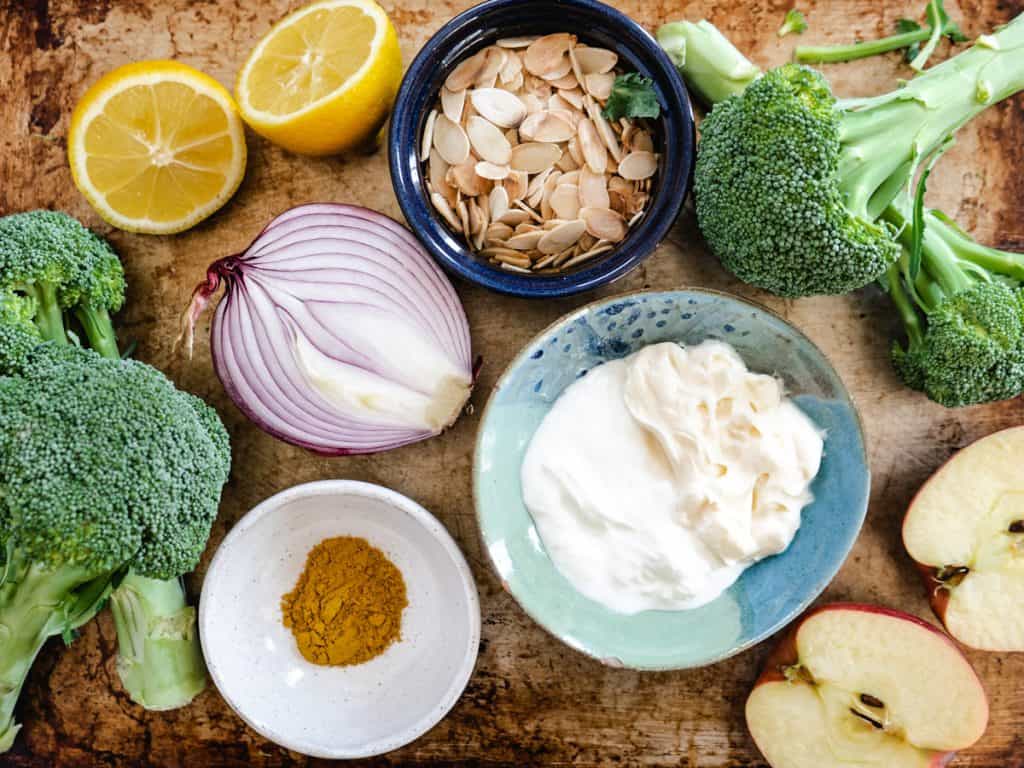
<box><xmin>778</xmin><ymin>9</ymin><xmax>808</xmax><ymax>38</ymax></box>
<box><xmin>662</xmin><ymin>14</ymin><xmax>1024</xmax><ymax>298</ymax></box>
<box><xmin>0</xmin><ymin>210</ymin><xmax>125</xmax><ymax>359</ymax></box>
<box><xmin>0</xmin><ymin>336</ymin><xmax>230</xmax><ymax>746</ymax></box>
<box><xmin>795</xmin><ymin>0</ymin><xmax>966</xmax><ymax>69</ymax></box>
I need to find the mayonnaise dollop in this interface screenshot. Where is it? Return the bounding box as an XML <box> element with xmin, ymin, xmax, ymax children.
<box><xmin>520</xmin><ymin>341</ymin><xmax>824</xmax><ymax>614</ymax></box>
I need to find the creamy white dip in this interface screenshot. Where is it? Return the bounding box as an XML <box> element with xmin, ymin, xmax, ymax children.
<box><xmin>520</xmin><ymin>340</ymin><xmax>824</xmax><ymax>614</ymax></box>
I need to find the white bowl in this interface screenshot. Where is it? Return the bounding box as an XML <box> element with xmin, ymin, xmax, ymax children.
<box><xmin>199</xmin><ymin>480</ymin><xmax>481</xmax><ymax>759</ymax></box>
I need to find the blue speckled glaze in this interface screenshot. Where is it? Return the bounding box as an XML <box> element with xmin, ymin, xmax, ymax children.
<box><xmin>388</xmin><ymin>0</ymin><xmax>695</xmax><ymax>299</ymax></box>
<box><xmin>473</xmin><ymin>289</ymin><xmax>870</xmax><ymax>670</ymax></box>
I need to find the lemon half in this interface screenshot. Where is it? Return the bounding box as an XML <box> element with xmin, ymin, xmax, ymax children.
<box><xmin>235</xmin><ymin>0</ymin><xmax>402</xmax><ymax>156</ymax></box>
<box><xmin>68</xmin><ymin>61</ymin><xmax>247</xmax><ymax>235</ymax></box>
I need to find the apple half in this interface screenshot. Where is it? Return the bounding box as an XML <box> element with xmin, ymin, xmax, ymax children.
<box><xmin>746</xmin><ymin>604</ymin><xmax>988</xmax><ymax>768</ymax></box>
<box><xmin>903</xmin><ymin>426</ymin><xmax>1024</xmax><ymax>651</ymax></box>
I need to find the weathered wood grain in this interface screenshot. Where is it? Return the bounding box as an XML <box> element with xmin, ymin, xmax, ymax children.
<box><xmin>1</xmin><ymin>0</ymin><xmax>1023</xmax><ymax>765</ymax></box>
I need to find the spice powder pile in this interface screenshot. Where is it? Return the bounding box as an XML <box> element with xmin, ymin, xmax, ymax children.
<box><xmin>281</xmin><ymin>536</ymin><xmax>409</xmax><ymax>667</ymax></box>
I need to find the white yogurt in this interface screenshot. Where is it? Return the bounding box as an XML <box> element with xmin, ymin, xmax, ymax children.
<box><xmin>520</xmin><ymin>340</ymin><xmax>824</xmax><ymax>614</ymax></box>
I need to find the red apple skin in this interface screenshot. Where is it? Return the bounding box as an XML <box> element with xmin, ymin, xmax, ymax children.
<box><xmin>901</xmin><ymin>426</ymin><xmax>1024</xmax><ymax>633</ymax></box>
<box><xmin>749</xmin><ymin>603</ymin><xmax>984</xmax><ymax>768</ymax></box>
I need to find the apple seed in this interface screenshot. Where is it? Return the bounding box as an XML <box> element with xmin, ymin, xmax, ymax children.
<box><xmin>935</xmin><ymin>565</ymin><xmax>970</xmax><ymax>586</ymax></box>
<box><xmin>849</xmin><ymin>708</ymin><xmax>884</xmax><ymax>730</ymax></box>
<box><xmin>1009</xmin><ymin>519</ymin><xmax>1024</xmax><ymax>533</ymax></box>
<box><xmin>859</xmin><ymin>693</ymin><xmax>885</xmax><ymax>709</ymax></box>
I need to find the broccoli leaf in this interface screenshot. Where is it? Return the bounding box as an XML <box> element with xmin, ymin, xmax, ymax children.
<box><xmin>896</xmin><ymin>18</ymin><xmax>924</xmax><ymax>61</ymax></box>
<box><xmin>602</xmin><ymin>73</ymin><xmax>661</xmax><ymax>121</ymax></box>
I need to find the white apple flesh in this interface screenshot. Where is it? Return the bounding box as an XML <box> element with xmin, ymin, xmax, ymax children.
<box><xmin>903</xmin><ymin>426</ymin><xmax>1024</xmax><ymax>651</ymax></box>
<box><xmin>746</xmin><ymin>604</ymin><xmax>988</xmax><ymax>768</ymax></box>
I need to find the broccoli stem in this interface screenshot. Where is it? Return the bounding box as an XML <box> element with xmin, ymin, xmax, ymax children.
<box><xmin>0</xmin><ymin>551</ymin><xmax>112</xmax><ymax>752</ymax></box>
<box><xmin>796</xmin><ymin>28</ymin><xmax>931</xmax><ymax>64</ymax></box>
<box><xmin>886</xmin><ymin>264</ymin><xmax>926</xmax><ymax>348</ymax></box>
<box><xmin>24</xmin><ymin>283</ymin><xmax>66</xmax><ymax>346</ymax></box>
<box><xmin>108</xmin><ymin>573</ymin><xmax>206</xmax><ymax>711</ymax></box>
<box><xmin>74</xmin><ymin>306</ymin><xmax>120</xmax><ymax>360</ymax></box>
<box><xmin>656</xmin><ymin>20</ymin><xmax>761</xmax><ymax>106</ymax></box>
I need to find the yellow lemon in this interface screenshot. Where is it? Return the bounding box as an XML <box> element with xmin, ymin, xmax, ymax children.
<box><xmin>68</xmin><ymin>61</ymin><xmax>247</xmax><ymax>235</ymax></box>
<box><xmin>235</xmin><ymin>0</ymin><xmax>402</xmax><ymax>156</ymax></box>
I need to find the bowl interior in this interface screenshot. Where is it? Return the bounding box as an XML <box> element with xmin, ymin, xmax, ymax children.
<box><xmin>390</xmin><ymin>0</ymin><xmax>693</xmax><ymax>297</ymax></box>
<box><xmin>200</xmin><ymin>481</ymin><xmax>480</xmax><ymax>758</ymax></box>
<box><xmin>474</xmin><ymin>290</ymin><xmax>869</xmax><ymax>669</ymax></box>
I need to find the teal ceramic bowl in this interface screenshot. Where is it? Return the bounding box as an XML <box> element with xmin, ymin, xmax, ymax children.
<box><xmin>474</xmin><ymin>289</ymin><xmax>869</xmax><ymax>670</ymax></box>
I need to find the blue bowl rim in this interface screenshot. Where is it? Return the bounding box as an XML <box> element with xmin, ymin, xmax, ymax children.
<box><xmin>472</xmin><ymin>287</ymin><xmax>871</xmax><ymax>670</ymax></box>
<box><xmin>388</xmin><ymin>0</ymin><xmax>696</xmax><ymax>299</ymax></box>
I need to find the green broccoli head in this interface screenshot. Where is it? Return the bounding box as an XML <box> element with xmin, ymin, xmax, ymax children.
<box><xmin>892</xmin><ymin>282</ymin><xmax>1024</xmax><ymax>407</ymax></box>
<box><xmin>0</xmin><ymin>340</ymin><xmax>230</xmax><ymax>579</ymax></box>
<box><xmin>0</xmin><ymin>210</ymin><xmax>125</xmax><ymax>357</ymax></box>
<box><xmin>694</xmin><ymin>64</ymin><xmax>901</xmax><ymax>297</ymax></box>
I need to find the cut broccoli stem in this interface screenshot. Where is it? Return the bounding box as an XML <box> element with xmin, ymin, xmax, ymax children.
<box><xmin>796</xmin><ymin>27</ymin><xmax>931</xmax><ymax>64</ymax></box>
<box><xmin>74</xmin><ymin>306</ymin><xmax>120</xmax><ymax>360</ymax></box>
<box><xmin>656</xmin><ymin>20</ymin><xmax>761</xmax><ymax>105</ymax></box>
<box><xmin>23</xmin><ymin>283</ymin><xmax>66</xmax><ymax>346</ymax></box>
<box><xmin>0</xmin><ymin>551</ymin><xmax>113</xmax><ymax>750</ymax></box>
<box><xmin>109</xmin><ymin>573</ymin><xmax>207</xmax><ymax>711</ymax></box>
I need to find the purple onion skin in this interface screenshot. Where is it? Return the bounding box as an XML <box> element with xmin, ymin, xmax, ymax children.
<box><xmin>178</xmin><ymin>203</ymin><xmax>475</xmax><ymax>456</ymax></box>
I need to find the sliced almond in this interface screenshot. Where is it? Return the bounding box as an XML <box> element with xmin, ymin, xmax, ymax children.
<box><xmin>559</xmin><ymin>170</ymin><xmax>581</xmax><ymax>186</ymax></box>
<box><xmin>457</xmin><ymin>198</ymin><xmax>471</xmax><ymax>235</ymax></box>
<box><xmin>420</xmin><ymin>109</ymin><xmax>438</xmax><ymax>162</ymax></box>
<box><xmin>499</xmin><ymin>51</ymin><xmax>523</xmax><ymax>84</ymax></box>
<box><xmin>577</xmin><ymin>119</ymin><xmax>607</xmax><ymax>174</ymax></box>
<box><xmin>519</xmin><ymin>111</ymin><xmax>575</xmax><ymax>143</ymax></box>
<box><xmin>550</xmin><ymin>183</ymin><xmax>581</xmax><ymax>219</ymax></box>
<box><xmin>510</xmin><ymin>142</ymin><xmax>562</xmax><ymax>174</ymax></box>
<box><xmin>581</xmin><ymin>206</ymin><xmax>627</xmax><ymax>242</ymax></box>
<box><xmin>575</xmin><ymin>47</ymin><xmax>617</xmax><ymax>74</ymax></box>
<box><xmin>431</xmin><ymin>191</ymin><xmax>462</xmax><ymax>230</ymax></box>
<box><xmin>559</xmin><ymin>86</ymin><xmax>585</xmax><ymax>110</ymax></box>
<box><xmin>475</xmin><ymin>47</ymin><xmax>507</xmax><ymax>88</ymax></box>
<box><xmin>584</xmin><ymin>72</ymin><xmax>615</xmax><ymax>100</ymax></box>
<box><xmin>618</xmin><ymin>151</ymin><xmax>657</xmax><ymax>181</ymax></box>
<box><xmin>514</xmin><ymin>221</ymin><xmax>540</xmax><ymax>234</ymax></box>
<box><xmin>489</xmin><ymin>185</ymin><xmax>510</xmax><ymax>221</ymax></box>
<box><xmin>540</xmin><ymin>170</ymin><xmax>562</xmax><ymax>218</ymax></box>
<box><xmin>429</xmin><ymin>148</ymin><xmax>457</xmax><ymax>206</ymax></box>
<box><xmin>579</xmin><ymin>165</ymin><xmax>610</xmax><ymax>209</ymax></box>
<box><xmin>539</xmin><ymin>56</ymin><xmax>573</xmax><ymax>82</ymax></box>
<box><xmin>567</xmin><ymin>135</ymin><xmax>584</xmax><ymax>166</ymax></box>
<box><xmin>467</xmin><ymin>197</ymin><xmax>484</xmax><ymax>236</ymax></box>
<box><xmin>592</xmin><ymin>109</ymin><xmax>622</xmax><ymax>162</ymax></box>
<box><xmin>555</xmin><ymin>150</ymin><xmax>579</xmax><ymax>172</ymax></box>
<box><xmin>549</xmin><ymin>71</ymin><xmax>578</xmax><ymax>91</ymax></box>
<box><xmin>537</xmin><ymin>219</ymin><xmax>586</xmax><ymax>254</ymax></box>
<box><xmin>445</xmin><ymin>50</ymin><xmax>487</xmax><ymax>92</ymax></box>
<box><xmin>470</xmin><ymin>88</ymin><xmax>527</xmax><ymax>128</ymax></box>
<box><xmin>476</xmin><ymin>160</ymin><xmax>511</xmax><ymax>180</ymax></box>
<box><xmin>505</xmin><ymin>70</ymin><xmax>525</xmax><ymax>92</ymax></box>
<box><xmin>505</xmin><ymin>230</ymin><xmax>544</xmax><ymax>250</ymax></box>
<box><xmin>433</xmin><ymin>114</ymin><xmax>471</xmax><ymax>165</ymax></box>
<box><xmin>512</xmin><ymin>199</ymin><xmax>544</xmax><ymax>223</ymax></box>
<box><xmin>467</xmin><ymin>115</ymin><xmax>512</xmax><ymax>165</ymax></box>
<box><xmin>504</xmin><ymin>127</ymin><xmax>519</xmax><ymax>147</ymax></box>
<box><xmin>609</xmin><ymin>189</ymin><xmax>628</xmax><ymax>214</ymax></box>
<box><xmin>499</xmin><ymin>208</ymin><xmax>531</xmax><ymax>226</ymax></box>
<box><xmin>496</xmin><ymin>36</ymin><xmax>537</xmax><ymax>49</ymax></box>
<box><xmin>631</xmin><ymin>129</ymin><xmax>654</xmax><ymax>153</ymax></box>
<box><xmin>448</xmin><ymin>158</ymin><xmax>488</xmax><ymax>197</ymax></box>
<box><xmin>503</xmin><ymin>169</ymin><xmax>529</xmax><ymax>201</ymax></box>
<box><xmin>568</xmin><ymin>46</ymin><xmax>585</xmax><ymax>88</ymax></box>
<box><xmin>563</xmin><ymin>243</ymin><xmax>614</xmax><ymax>268</ymax></box>
<box><xmin>521</xmin><ymin>92</ymin><xmax>546</xmax><ymax>115</ymax></box>
<box><xmin>441</xmin><ymin>87</ymin><xmax>466</xmax><ymax>123</ymax></box>
<box><xmin>526</xmin><ymin>167</ymin><xmax>554</xmax><ymax>200</ymax></box>
<box><xmin>524</xmin><ymin>33</ymin><xmax>574</xmax><ymax>76</ymax></box>
<box><xmin>486</xmin><ymin>221</ymin><xmax>514</xmax><ymax>243</ymax></box>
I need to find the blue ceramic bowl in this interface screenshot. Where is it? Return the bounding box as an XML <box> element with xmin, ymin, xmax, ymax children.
<box><xmin>474</xmin><ymin>289</ymin><xmax>870</xmax><ymax>669</ymax></box>
<box><xmin>388</xmin><ymin>0</ymin><xmax>695</xmax><ymax>298</ymax></box>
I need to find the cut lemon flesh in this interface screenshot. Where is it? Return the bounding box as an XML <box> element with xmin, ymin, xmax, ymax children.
<box><xmin>236</xmin><ymin>0</ymin><xmax>402</xmax><ymax>156</ymax></box>
<box><xmin>68</xmin><ymin>61</ymin><xmax>247</xmax><ymax>235</ymax></box>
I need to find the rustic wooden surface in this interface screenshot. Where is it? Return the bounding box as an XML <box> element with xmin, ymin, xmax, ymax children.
<box><xmin>1</xmin><ymin>0</ymin><xmax>1023</xmax><ymax>765</ymax></box>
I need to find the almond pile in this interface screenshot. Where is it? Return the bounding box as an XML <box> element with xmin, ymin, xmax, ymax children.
<box><xmin>420</xmin><ymin>33</ymin><xmax>659</xmax><ymax>274</ymax></box>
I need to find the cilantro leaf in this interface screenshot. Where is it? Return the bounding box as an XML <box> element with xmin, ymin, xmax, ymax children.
<box><xmin>601</xmin><ymin>73</ymin><xmax>661</xmax><ymax>121</ymax></box>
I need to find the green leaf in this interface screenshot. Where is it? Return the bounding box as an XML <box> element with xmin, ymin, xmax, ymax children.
<box><xmin>601</xmin><ymin>73</ymin><xmax>662</xmax><ymax>121</ymax></box>
<box><xmin>778</xmin><ymin>8</ymin><xmax>808</xmax><ymax>38</ymax></box>
<box><xmin>896</xmin><ymin>18</ymin><xmax>924</xmax><ymax>61</ymax></box>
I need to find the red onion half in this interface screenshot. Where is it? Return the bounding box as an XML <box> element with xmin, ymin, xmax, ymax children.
<box><xmin>179</xmin><ymin>203</ymin><xmax>474</xmax><ymax>455</ymax></box>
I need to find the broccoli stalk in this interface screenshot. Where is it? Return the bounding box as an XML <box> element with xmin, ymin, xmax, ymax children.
<box><xmin>109</xmin><ymin>573</ymin><xmax>207</xmax><ymax>711</ymax></box>
<box><xmin>795</xmin><ymin>0</ymin><xmax>966</xmax><ymax>69</ymax></box>
<box><xmin>657</xmin><ymin>14</ymin><xmax>1024</xmax><ymax>298</ymax></box>
<box><xmin>0</xmin><ymin>551</ymin><xmax>116</xmax><ymax>751</ymax></box>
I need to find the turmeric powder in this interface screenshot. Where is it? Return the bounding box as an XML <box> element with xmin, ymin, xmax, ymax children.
<box><xmin>281</xmin><ymin>536</ymin><xmax>408</xmax><ymax>667</ymax></box>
